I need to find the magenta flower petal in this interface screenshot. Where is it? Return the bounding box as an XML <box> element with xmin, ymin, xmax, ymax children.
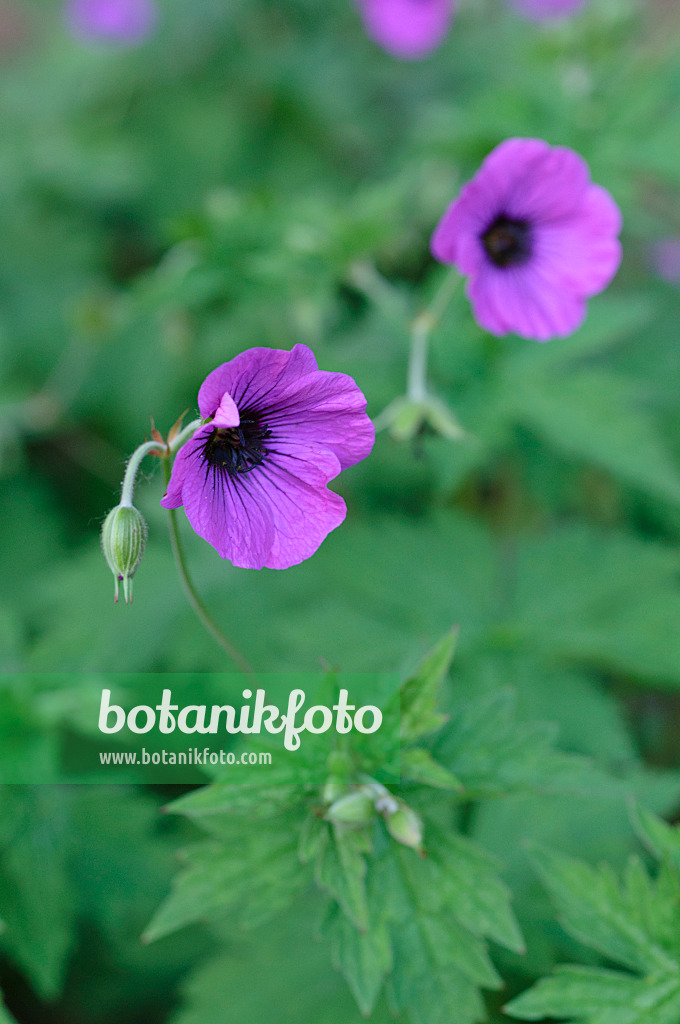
<box><xmin>65</xmin><ymin>0</ymin><xmax>158</xmax><ymax>44</ymax></box>
<box><xmin>431</xmin><ymin>138</ymin><xmax>622</xmax><ymax>342</ymax></box>
<box><xmin>161</xmin><ymin>345</ymin><xmax>375</xmax><ymax>570</ymax></box>
<box><xmin>355</xmin><ymin>0</ymin><xmax>456</xmax><ymax>60</ymax></box>
<box><xmin>507</xmin><ymin>0</ymin><xmax>588</xmax><ymax>20</ymax></box>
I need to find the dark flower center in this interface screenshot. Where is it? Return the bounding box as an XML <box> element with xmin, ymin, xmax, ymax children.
<box><xmin>201</xmin><ymin>411</ymin><xmax>271</xmax><ymax>476</ymax></box>
<box><xmin>481</xmin><ymin>215</ymin><xmax>532</xmax><ymax>268</ymax></box>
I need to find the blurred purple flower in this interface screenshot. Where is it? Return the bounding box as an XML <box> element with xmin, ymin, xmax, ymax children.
<box><xmin>355</xmin><ymin>0</ymin><xmax>456</xmax><ymax>59</ymax></box>
<box><xmin>507</xmin><ymin>0</ymin><xmax>588</xmax><ymax>19</ymax></box>
<box><xmin>431</xmin><ymin>138</ymin><xmax>622</xmax><ymax>341</ymax></box>
<box><xmin>650</xmin><ymin>238</ymin><xmax>680</xmax><ymax>286</ymax></box>
<box><xmin>161</xmin><ymin>345</ymin><xmax>375</xmax><ymax>570</ymax></box>
<box><xmin>65</xmin><ymin>0</ymin><xmax>158</xmax><ymax>44</ymax></box>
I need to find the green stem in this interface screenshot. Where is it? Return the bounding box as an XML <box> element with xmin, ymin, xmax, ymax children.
<box><xmin>162</xmin><ymin>459</ymin><xmax>253</xmax><ymax>675</ymax></box>
<box><xmin>406</xmin><ymin>269</ymin><xmax>460</xmax><ymax>402</ymax></box>
<box><xmin>120</xmin><ymin>441</ymin><xmax>165</xmax><ymax>508</ymax></box>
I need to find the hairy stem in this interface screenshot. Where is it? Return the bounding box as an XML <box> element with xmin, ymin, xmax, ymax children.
<box><xmin>120</xmin><ymin>440</ymin><xmax>166</xmax><ymax>508</ymax></box>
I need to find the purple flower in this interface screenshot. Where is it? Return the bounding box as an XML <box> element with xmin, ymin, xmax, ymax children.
<box><xmin>355</xmin><ymin>0</ymin><xmax>456</xmax><ymax>60</ymax></box>
<box><xmin>161</xmin><ymin>346</ymin><xmax>375</xmax><ymax>570</ymax></box>
<box><xmin>431</xmin><ymin>138</ymin><xmax>622</xmax><ymax>341</ymax></box>
<box><xmin>507</xmin><ymin>0</ymin><xmax>588</xmax><ymax>19</ymax></box>
<box><xmin>65</xmin><ymin>0</ymin><xmax>158</xmax><ymax>44</ymax></box>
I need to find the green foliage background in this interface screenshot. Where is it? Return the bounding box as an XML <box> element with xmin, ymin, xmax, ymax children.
<box><xmin>2</xmin><ymin>0</ymin><xmax>680</xmax><ymax>1021</ymax></box>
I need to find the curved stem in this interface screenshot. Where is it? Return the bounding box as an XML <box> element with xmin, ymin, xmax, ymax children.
<box><xmin>162</xmin><ymin>459</ymin><xmax>253</xmax><ymax>674</ymax></box>
<box><xmin>407</xmin><ymin>269</ymin><xmax>461</xmax><ymax>402</ymax></box>
<box><xmin>120</xmin><ymin>441</ymin><xmax>165</xmax><ymax>507</ymax></box>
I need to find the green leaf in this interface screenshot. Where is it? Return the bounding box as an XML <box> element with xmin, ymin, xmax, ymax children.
<box><xmin>143</xmin><ymin>816</ymin><xmax>307</xmax><ymax>943</ymax></box>
<box><xmin>507</xmin><ymin>828</ymin><xmax>680</xmax><ymax>1024</ymax></box>
<box><xmin>315</xmin><ymin>826</ymin><xmax>370</xmax><ymax>932</ymax></box>
<box><xmin>512</xmin><ymin>369</ymin><xmax>680</xmax><ymax>505</ymax></box>
<box><xmin>399</xmin><ymin>748</ymin><xmax>463</xmax><ymax>790</ymax></box>
<box><xmin>527</xmin><ymin>845</ymin><xmax>675</xmax><ymax>974</ymax></box>
<box><xmin>387</xmin><ymin>629</ymin><xmax>458</xmax><ymax>743</ymax></box>
<box><xmin>327</xmin><ymin>906</ymin><xmax>392</xmax><ymax>1015</ymax></box>
<box><xmin>506</xmin><ymin>965</ymin><xmax>673</xmax><ymax>1022</ymax></box>
<box><xmin>438</xmin><ymin>689</ymin><xmax>618</xmax><ymax>801</ymax></box>
<box><xmin>0</xmin><ymin>789</ymin><xmax>77</xmax><ymax>1000</ymax></box>
<box><xmin>378</xmin><ymin>831</ymin><xmax>520</xmax><ymax>1024</ymax></box>
<box><xmin>170</xmin><ymin>905</ymin><xmax>391</xmax><ymax>1024</ymax></box>
<box><xmin>510</xmin><ymin>527</ymin><xmax>680</xmax><ymax>688</ymax></box>
<box><xmin>630</xmin><ymin>802</ymin><xmax>680</xmax><ymax>870</ymax></box>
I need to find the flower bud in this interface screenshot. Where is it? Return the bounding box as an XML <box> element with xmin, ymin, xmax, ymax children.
<box><xmin>321</xmin><ymin>775</ymin><xmax>348</xmax><ymax>806</ymax></box>
<box><xmin>324</xmin><ymin>790</ymin><xmax>375</xmax><ymax>827</ymax></box>
<box><xmin>101</xmin><ymin>504</ymin><xmax>148</xmax><ymax>604</ymax></box>
<box><xmin>385</xmin><ymin>800</ymin><xmax>424</xmax><ymax>853</ymax></box>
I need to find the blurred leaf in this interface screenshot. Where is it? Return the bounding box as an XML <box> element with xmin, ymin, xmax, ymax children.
<box><xmin>0</xmin><ymin>789</ymin><xmax>77</xmax><ymax>999</ymax></box>
<box><xmin>513</xmin><ymin>369</ymin><xmax>680</xmax><ymax>506</ymax></box>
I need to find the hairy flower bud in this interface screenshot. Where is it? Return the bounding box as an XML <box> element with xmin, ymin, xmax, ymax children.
<box><xmin>101</xmin><ymin>504</ymin><xmax>148</xmax><ymax>604</ymax></box>
<box><xmin>325</xmin><ymin>790</ymin><xmax>375</xmax><ymax>827</ymax></box>
<box><xmin>385</xmin><ymin>801</ymin><xmax>424</xmax><ymax>852</ymax></box>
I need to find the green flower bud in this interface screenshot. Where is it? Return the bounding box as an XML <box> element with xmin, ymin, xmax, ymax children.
<box><xmin>385</xmin><ymin>801</ymin><xmax>424</xmax><ymax>853</ymax></box>
<box><xmin>325</xmin><ymin>790</ymin><xmax>375</xmax><ymax>827</ymax></box>
<box><xmin>322</xmin><ymin>775</ymin><xmax>348</xmax><ymax>805</ymax></box>
<box><xmin>101</xmin><ymin>504</ymin><xmax>148</xmax><ymax>605</ymax></box>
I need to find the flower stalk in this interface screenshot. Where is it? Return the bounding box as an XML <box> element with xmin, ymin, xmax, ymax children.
<box><xmin>161</xmin><ymin>457</ymin><xmax>254</xmax><ymax>675</ymax></box>
<box><xmin>406</xmin><ymin>267</ymin><xmax>461</xmax><ymax>403</ymax></box>
<box><xmin>374</xmin><ymin>267</ymin><xmax>464</xmax><ymax>442</ymax></box>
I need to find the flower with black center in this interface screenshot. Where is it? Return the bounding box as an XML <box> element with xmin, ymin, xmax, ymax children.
<box><xmin>161</xmin><ymin>345</ymin><xmax>375</xmax><ymax>570</ymax></box>
<box><xmin>355</xmin><ymin>0</ymin><xmax>455</xmax><ymax>60</ymax></box>
<box><xmin>430</xmin><ymin>138</ymin><xmax>622</xmax><ymax>341</ymax></box>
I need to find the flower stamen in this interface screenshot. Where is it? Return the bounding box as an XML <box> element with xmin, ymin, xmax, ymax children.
<box><xmin>200</xmin><ymin>414</ymin><xmax>271</xmax><ymax>476</ymax></box>
<box><xmin>481</xmin><ymin>215</ymin><xmax>532</xmax><ymax>268</ymax></box>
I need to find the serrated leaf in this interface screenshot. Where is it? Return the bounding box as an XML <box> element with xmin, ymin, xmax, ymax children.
<box><xmin>437</xmin><ymin>689</ymin><xmax>617</xmax><ymax>801</ymax></box>
<box><xmin>143</xmin><ymin>819</ymin><xmax>306</xmax><ymax>943</ymax></box>
<box><xmin>528</xmin><ymin>845</ymin><xmax>675</xmax><ymax>974</ymax></box>
<box><xmin>399</xmin><ymin>748</ymin><xmax>463</xmax><ymax>790</ymax></box>
<box><xmin>327</xmin><ymin>907</ymin><xmax>392</xmax><ymax>1015</ymax></box>
<box><xmin>630</xmin><ymin>802</ymin><xmax>680</xmax><ymax>870</ymax></box>
<box><xmin>505</xmin><ymin>965</ymin><xmax>668</xmax><ymax>1021</ymax></box>
<box><xmin>315</xmin><ymin>826</ymin><xmax>370</xmax><ymax>932</ymax></box>
<box><xmin>166</xmin><ymin>781</ymin><xmax>303</xmax><ymax>821</ymax></box>
<box><xmin>388</xmin><ymin>629</ymin><xmax>458</xmax><ymax>743</ymax></box>
<box><xmin>508</xmin><ymin>831</ymin><xmax>680</xmax><ymax>1024</ymax></box>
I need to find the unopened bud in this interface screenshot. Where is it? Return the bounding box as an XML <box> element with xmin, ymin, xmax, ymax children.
<box><xmin>325</xmin><ymin>790</ymin><xmax>375</xmax><ymax>827</ymax></box>
<box><xmin>322</xmin><ymin>775</ymin><xmax>348</xmax><ymax>805</ymax></box>
<box><xmin>385</xmin><ymin>801</ymin><xmax>424</xmax><ymax>852</ymax></box>
<box><xmin>101</xmin><ymin>504</ymin><xmax>148</xmax><ymax>605</ymax></box>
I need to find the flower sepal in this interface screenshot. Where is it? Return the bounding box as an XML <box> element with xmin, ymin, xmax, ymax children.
<box><xmin>324</xmin><ymin>789</ymin><xmax>376</xmax><ymax>827</ymax></box>
<box><xmin>376</xmin><ymin>394</ymin><xmax>465</xmax><ymax>443</ymax></box>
